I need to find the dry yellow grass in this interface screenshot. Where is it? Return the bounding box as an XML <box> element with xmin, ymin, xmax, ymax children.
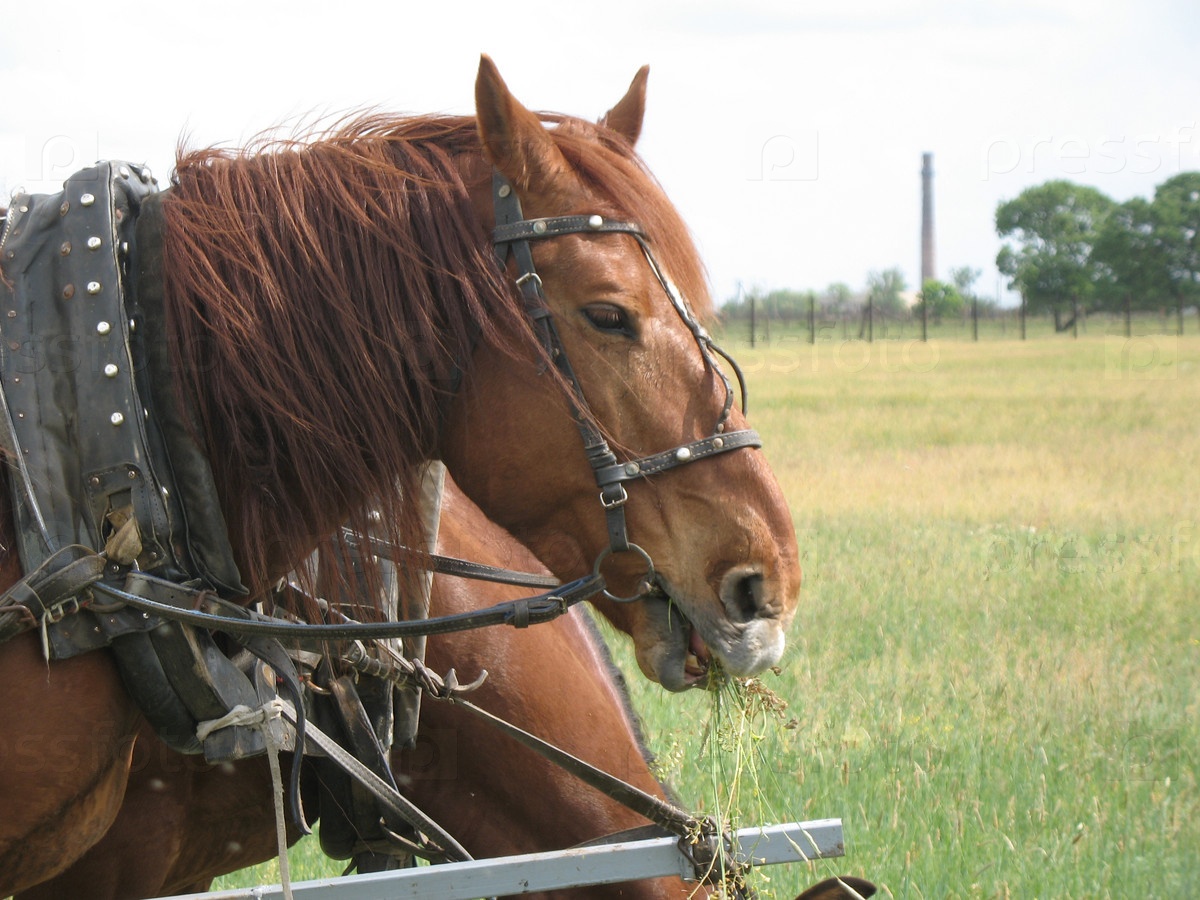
<box><xmin>745</xmin><ymin>334</ymin><xmax>1200</xmax><ymax>532</ymax></box>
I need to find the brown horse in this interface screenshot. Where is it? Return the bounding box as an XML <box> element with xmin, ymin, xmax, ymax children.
<box><xmin>17</xmin><ymin>479</ymin><xmax>705</xmax><ymax>900</ymax></box>
<box><xmin>0</xmin><ymin>57</ymin><xmax>800</xmax><ymax>893</ymax></box>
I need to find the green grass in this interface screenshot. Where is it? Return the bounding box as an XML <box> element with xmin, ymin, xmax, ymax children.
<box><xmin>216</xmin><ymin>331</ymin><xmax>1200</xmax><ymax>898</ymax></box>
<box><xmin>616</xmin><ymin>329</ymin><xmax>1199</xmax><ymax>899</ymax></box>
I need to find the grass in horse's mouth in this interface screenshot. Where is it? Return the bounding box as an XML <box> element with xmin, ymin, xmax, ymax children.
<box><xmin>694</xmin><ymin>665</ymin><xmax>800</xmax><ymax>895</ymax></box>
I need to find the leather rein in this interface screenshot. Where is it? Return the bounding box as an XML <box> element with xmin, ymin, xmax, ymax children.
<box><xmin>491</xmin><ymin>171</ymin><xmax>762</xmax><ymax>602</ymax></box>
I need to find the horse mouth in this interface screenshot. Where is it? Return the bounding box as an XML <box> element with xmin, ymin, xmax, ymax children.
<box><xmin>642</xmin><ymin>582</ymin><xmax>714</xmax><ymax>689</ymax></box>
<box><xmin>634</xmin><ymin>573</ymin><xmax>786</xmax><ymax>691</ymax></box>
<box><xmin>684</xmin><ymin>624</ymin><xmax>713</xmax><ymax>684</ymax></box>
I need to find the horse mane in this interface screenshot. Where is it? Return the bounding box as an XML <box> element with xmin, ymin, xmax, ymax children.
<box><xmin>160</xmin><ymin>110</ymin><xmax>709</xmax><ymax>599</ymax></box>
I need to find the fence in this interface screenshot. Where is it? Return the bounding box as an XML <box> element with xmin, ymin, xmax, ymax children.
<box><xmin>724</xmin><ymin>306</ymin><xmax>1199</xmax><ymax>345</ymax></box>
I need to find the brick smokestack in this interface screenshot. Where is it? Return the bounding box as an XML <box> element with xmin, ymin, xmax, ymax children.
<box><xmin>921</xmin><ymin>152</ymin><xmax>935</xmax><ymax>286</ymax></box>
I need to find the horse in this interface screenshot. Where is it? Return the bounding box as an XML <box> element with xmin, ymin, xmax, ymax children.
<box><xmin>0</xmin><ymin>56</ymin><xmax>801</xmax><ymax>894</ymax></box>
<box><xmin>20</xmin><ymin>479</ymin><xmax>874</xmax><ymax>900</ymax></box>
<box><xmin>17</xmin><ymin>478</ymin><xmax>710</xmax><ymax>900</ymax></box>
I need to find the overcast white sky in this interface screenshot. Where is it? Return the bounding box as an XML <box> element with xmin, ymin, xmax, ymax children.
<box><xmin>3</xmin><ymin>0</ymin><xmax>1198</xmax><ymax>307</ymax></box>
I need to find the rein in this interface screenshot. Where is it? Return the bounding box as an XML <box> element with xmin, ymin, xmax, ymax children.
<box><xmin>491</xmin><ymin>172</ymin><xmax>762</xmax><ymax>602</ymax></box>
<box><xmin>87</xmin><ymin>559</ymin><xmax>603</xmax><ymax>643</ymax></box>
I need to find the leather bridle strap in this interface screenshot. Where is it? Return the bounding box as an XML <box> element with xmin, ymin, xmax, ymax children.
<box><xmin>491</xmin><ymin>172</ymin><xmax>762</xmax><ymax>599</ymax></box>
<box><xmin>344</xmin><ymin>530</ymin><xmax>561</xmax><ymax>589</ymax></box>
<box><xmin>449</xmin><ymin>694</ymin><xmax>701</xmax><ymax>838</ymax></box>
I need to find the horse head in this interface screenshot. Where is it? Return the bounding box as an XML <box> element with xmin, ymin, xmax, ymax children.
<box><xmin>442</xmin><ymin>58</ymin><xmax>802</xmax><ymax>691</ymax></box>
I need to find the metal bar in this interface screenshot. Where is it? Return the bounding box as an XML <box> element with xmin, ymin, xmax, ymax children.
<box><xmin>162</xmin><ymin>819</ymin><xmax>843</xmax><ymax>900</ymax></box>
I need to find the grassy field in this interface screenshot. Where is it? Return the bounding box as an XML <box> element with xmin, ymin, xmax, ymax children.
<box><xmin>215</xmin><ymin>330</ymin><xmax>1199</xmax><ymax>898</ymax></box>
<box><xmin>623</xmin><ymin>328</ymin><xmax>1200</xmax><ymax>899</ymax></box>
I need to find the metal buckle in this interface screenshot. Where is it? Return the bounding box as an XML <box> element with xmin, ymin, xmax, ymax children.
<box><xmin>44</xmin><ymin>595</ymin><xmax>82</xmax><ymax>625</ymax></box>
<box><xmin>600</xmin><ymin>483</ymin><xmax>628</xmax><ymax>510</ymax></box>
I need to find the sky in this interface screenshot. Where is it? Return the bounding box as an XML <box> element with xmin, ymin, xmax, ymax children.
<box><xmin>3</xmin><ymin>0</ymin><xmax>1198</xmax><ymax>308</ymax></box>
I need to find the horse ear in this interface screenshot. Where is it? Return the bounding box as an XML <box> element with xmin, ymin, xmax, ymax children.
<box><xmin>475</xmin><ymin>54</ymin><xmax>571</xmax><ymax>193</ymax></box>
<box><xmin>600</xmin><ymin>66</ymin><xmax>649</xmax><ymax>146</ymax></box>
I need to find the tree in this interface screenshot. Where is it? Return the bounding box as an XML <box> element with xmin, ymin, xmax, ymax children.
<box><xmin>823</xmin><ymin>282</ymin><xmax>855</xmax><ymax>315</ymax></box>
<box><xmin>1153</xmin><ymin>172</ymin><xmax>1200</xmax><ymax>328</ymax></box>
<box><xmin>915</xmin><ymin>279</ymin><xmax>965</xmax><ymax>323</ymax></box>
<box><xmin>1092</xmin><ymin>197</ymin><xmax>1170</xmax><ymax>313</ymax></box>
<box><xmin>763</xmin><ymin>289</ymin><xmax>810</xmax><ymax>323</ymax></box>
<box><xmin>995</xmin><ymin>180</ymin><xmax>1115</xmax><ymax>327</ymax></box>
<box><xmin>865</xmin><ymin>267</ymin><xmax>907</xmax><ymax>316</ymax></box>
<box><xmin>949</xmin><ymin>266</ymin><xmax>982</xmax><ymax>301</ymax></box>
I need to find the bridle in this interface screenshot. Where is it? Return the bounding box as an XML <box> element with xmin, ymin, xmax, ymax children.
<box><xmin>491</xmin><ymin>172</ymin><xmax>763</xmax><ymax>602</ymax></box>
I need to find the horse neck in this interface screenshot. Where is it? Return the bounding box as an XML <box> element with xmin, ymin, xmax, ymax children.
<box><xmin>399</xmin><ymin>489</ymin><xmax>694</xmax><ymax>899</ymax></box>
<box><xmin>160</xmin><ymin>135</ymin><xmax>515</xmax><ymax>596</ymax></box>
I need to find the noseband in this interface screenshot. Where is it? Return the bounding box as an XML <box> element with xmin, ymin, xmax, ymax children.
<box><xmin>491</xmin><ymin>172</ymin><xmax>762</xmax><ymax>602</ymax></box>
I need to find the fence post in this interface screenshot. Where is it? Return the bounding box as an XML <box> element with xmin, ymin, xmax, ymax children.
<box><xmin>749</xmin><ymin>290</ymin><xmax>756</xmax><ymax>349</ymax></box>
<box><xmin>921</xmin><ymin>287</ymin><xmax>928</xmax><ymax>342</ymax></box>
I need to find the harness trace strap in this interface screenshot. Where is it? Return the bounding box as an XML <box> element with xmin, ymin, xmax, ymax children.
<box><xmin>490</xmin><ymin>171</ymin><xmax>762</xmax><ymax>600</ymax></box>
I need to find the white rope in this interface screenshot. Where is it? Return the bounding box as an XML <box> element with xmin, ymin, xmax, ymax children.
<box><xmin>196</xmin><ymin>698</ymin><xmax>295</xmax><ymax>900</ymax></box>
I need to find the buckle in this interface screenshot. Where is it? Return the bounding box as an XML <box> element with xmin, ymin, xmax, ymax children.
<box><xmin>600</xmin><ymin>483</ymin><xmax>628</xmax><ymax>510</ymax></box>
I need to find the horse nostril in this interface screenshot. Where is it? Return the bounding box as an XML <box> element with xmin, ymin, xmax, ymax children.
<box><xmin>723</xmin><ymin>570</ymin><xmax>766</xmax><ymax>623</ymax></box>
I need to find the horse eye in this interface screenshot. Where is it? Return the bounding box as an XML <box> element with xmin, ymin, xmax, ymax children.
<box><xmin>583</xmin><ymin>303</ymin><xmax>634</xmax><ymax>336</ymax></box>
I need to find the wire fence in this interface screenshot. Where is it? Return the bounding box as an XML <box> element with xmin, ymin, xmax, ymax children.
<box><xmin>720</xmin><ymin>306</ymin><xmax>1199</xmax><ymax>345</ymax></box>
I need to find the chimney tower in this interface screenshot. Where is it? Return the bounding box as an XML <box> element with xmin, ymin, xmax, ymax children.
<box><xmin>921</xmin><ymin>152</ymin><xmax>935</xmax><ymax>287</ymax></box>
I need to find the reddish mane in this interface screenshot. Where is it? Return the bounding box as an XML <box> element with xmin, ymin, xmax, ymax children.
<box><xmin>161</xmin><ymin>112</ymin><xmax>709</xmax><ymax>596</ymax></box>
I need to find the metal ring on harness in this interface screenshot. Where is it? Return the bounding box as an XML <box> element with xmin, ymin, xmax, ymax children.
<box><xmin>592</xmin><ymin>543</ymin><xmax>655</xmax><ymax>604</ymax></box>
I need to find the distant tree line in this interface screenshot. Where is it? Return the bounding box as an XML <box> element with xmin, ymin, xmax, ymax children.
<box><xmin>995</xmin><ymin>172</ymin><xmax>1200</xmax><ymax>331</ymax></box>
<box><xmin>721</xmin><ymin>266</ymin><xmax>1002</xmax><ymax>326</ymax></box>
<box><xmin>720</xmin><ymin>171</ymin><xmax>1199</xmax><ymax>335</ymax></box>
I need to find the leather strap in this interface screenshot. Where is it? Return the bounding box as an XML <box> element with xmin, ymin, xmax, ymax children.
<box><xmin>493</xmin><ymin>214</ymin><xmax>644</xmax><ymax>244</ymax></box>
<box><xmin>0</xmin><ymin>544</ymin><xmax>105</xmax><ymax>627</ymax></box>
<box><xmin>90</xmin><ymin>569</ymin><xmax>603</xmax><ymax>641</ymax></box>
<box><xmin>450</xmin><ymin>695</ymin><xmax>701</xmax><ymax>838</ymax></box>
<box><xmin>594</xmin><ymin>430</ymin><xmax>763</xmax><ymax>488</ymax></box>
<box><xmin>276</xmin><ymin>698</ymin><xmax>472</xmax><ymax>864</ymax></box>
<box><xmin>346</xmin><ymin>531</ymin><xmax>560</xmax><ymax>589</ymax></box>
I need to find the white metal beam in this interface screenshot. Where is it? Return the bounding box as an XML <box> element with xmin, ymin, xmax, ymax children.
<box><xmin>163</xmin><ymin>819</ymin><xmax>844</xmax><ymax>900</ymax></box>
